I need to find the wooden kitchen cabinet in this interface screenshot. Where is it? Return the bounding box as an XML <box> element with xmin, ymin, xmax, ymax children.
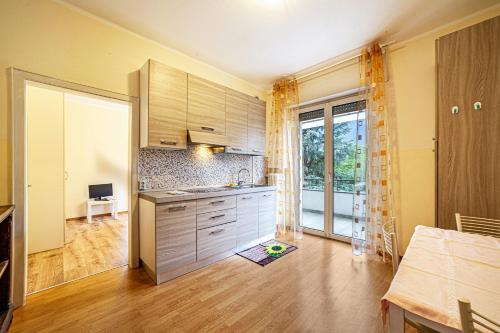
<box><xmin>226</xmin><ymin>89</ymin><xmax>248</xmax><ymax>153</ymax></box>
<box><xmin>247</xmin><ymin>97</ymin><xmax>266</xmax><ymax>156</ymax></box>
<box><xmin>258</xmin><ymin>192</ymin><xmax>276</xmax><ymax>238</ymax></box>
<box><xmin>187</xmin><ymin>75</ymin><xmax>226</xmax><ymax>135</ymax></box>
<box><xmin>140</xmin><ymin>59</ymin><xmax>188</xmax><ymax>149</ymax></box>
<box><xmin>236</xmin><ymin>194</ymin><xmax>259</xmax><ymax>249</ymax></box>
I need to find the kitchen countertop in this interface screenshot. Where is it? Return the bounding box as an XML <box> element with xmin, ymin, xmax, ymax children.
<box><xmin>140</xmin><ymin>185</ymin><xmax>277</xmax><ymax>204</ymax></box>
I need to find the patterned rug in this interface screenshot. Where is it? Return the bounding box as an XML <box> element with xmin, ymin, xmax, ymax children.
<box><xmin>237</xmin><ymin>240</ymin><xmax>297</xmax><ymax>266</ymax></box>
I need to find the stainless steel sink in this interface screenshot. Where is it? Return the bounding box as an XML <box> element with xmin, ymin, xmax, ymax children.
<box><xmin>224</xmin><ymin>184</ymin><xmax>269</xmax><ymax>189</ymax></box>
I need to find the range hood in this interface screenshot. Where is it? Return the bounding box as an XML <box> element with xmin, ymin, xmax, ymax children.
<box><xmin>188</xmin><ymin>130</ymin><xmax>228</xmax><ymax>147</ymax></box>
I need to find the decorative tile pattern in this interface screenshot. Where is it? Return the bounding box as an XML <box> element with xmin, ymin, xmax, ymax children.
<box><xmin>138</xmin><ymin>146</ymin><xmax>267</xmax><ymax>190</ymax></box>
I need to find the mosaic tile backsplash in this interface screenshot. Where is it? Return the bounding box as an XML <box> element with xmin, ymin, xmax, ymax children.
<box><xmin>139</xmin><ymin>146</ymin><xmax>267</xmax><ymax>191</ymax></box>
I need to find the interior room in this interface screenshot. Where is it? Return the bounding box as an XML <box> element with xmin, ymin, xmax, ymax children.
<box><xmin>0</xmin><ymin>0</ymin><xmax>499</xmax><ymax>332</ymax></box>
<box><xmin>25</xmin><ymin>82</ymin><xmax>130</xmax><ymax>294</ymax></box>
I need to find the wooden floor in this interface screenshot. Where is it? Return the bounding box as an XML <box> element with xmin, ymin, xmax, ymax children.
<box><xmin>27</xmin><ymin>214</ymin><xmax>128</xmax><ymax>294</ymax></box>
<box><xmin>13</xmin><ymin>235</ymin><xmax>394</xmax><ymax>332</ymax></box>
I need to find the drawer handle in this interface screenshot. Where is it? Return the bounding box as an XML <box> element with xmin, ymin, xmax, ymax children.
<box><xmin>210</xmin><ymin>200</ymin><xmax>225</xmax><ymax>205</ymax></box>
<box><xmin>201</xmin><ymin>126</ymin><xmax>215</xmax><ymax>132</ymax></box>
<box><xmin>209</xmin><ymin>228</ymin><xmax>224</xmax><ymax>235</ymax></box>
<box><xmin>168</xmin><ymin>205</ymin><xmax>187</xmax><ymax>211</ymax></box>
<box><xmin>209</xmin><ymin>214</ymin><xmax>225</xmax><ymax>219</ymax></box>
<box><xmin>252</xmin><ymin>149</ymin><xmax>262</xmax><ymax>152</ymax></box>
<box><xmin>241</xmin><ymin>196</ymin><xmax>253</xmax><ymax>200</ymax></box>
<box><xmin>160</xmin><ymin>140</ymin><xmax>177</xmax><ymax>145</ymax></box>
<box><xmin>262</xmin><ymin>194</ymin><xmax>273</xmax><ymax>197</ymax></box>
<box><xmin>231</xmin><ymin>147</ymin><xmax>242</xmax><ymax>151</ymax></box>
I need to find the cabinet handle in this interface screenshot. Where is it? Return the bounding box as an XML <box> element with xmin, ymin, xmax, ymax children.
<box><xmin>241</xmin><ymin>196</ymin><xmax>253</xmax><ymax>200</ymax></box>
<box><xmin>160</xmin><ymin>140</ymin><xmax>177</xmax><ymax>145</ymax></box>
<box><xmin>209</xmin><ymin>228</ymin><xmax>224</xmax><ymax>235</ymax></box>
<box><xmin>252</xmin><ymin>149</ymin><xmax>262</xmax><ymax>153</ymax></box>
<box><xmin>168</xmin><ymin>205</ymin><xmax>187</xmax><ymax>211</ymax></box>
<box><xmin>262</xmin><ymin>194</ymin><xmax>273</xmax><ymax>197</ymax></box>
<box><xmin>209</xmin><ymin>214</ymin><xmax>225</xmax><ymax>219</ymax></box>
<box><xmin>231</xmin><ymin>147</ymin><xmax>242</xmax><ymax>151</ymax></box>
<box><xmin>210</xmin><ymin>200</ymin><xmax>225</xmax><ymax>205</ymax></box>
<box><xmin>201</xmin><ymin>126</ymin><xmax>215</xmax><ymax>132</ymax></box>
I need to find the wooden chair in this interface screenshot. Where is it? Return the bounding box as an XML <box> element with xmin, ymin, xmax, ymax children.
<box><xmin>382</xmin><ymin>219</ymin><xmax>400</xmax><ymax>276</ymax></box>
<box><xmin>458</xmin><ymin>298</ymin><xmax>500</xmax><ymax>333</ymax></box>
<box><xmin>455</xmin><ymin>213</ymin><xmax>500</xmax><ymax>238</ymax></box>
<box><xmin>384</xmin><ymin>219</ymin><xmax>439</xmax><ymax>333</ymax></box>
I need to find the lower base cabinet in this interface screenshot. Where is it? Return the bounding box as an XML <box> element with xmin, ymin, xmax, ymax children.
<box><xmin>139</xmin><ymin>189</ymin><xmax>276</xmax><ymax>284</ymax></box>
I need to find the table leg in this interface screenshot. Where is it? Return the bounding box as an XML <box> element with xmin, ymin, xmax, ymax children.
<box><xmin>389</xmin><ymin>303</ymin><xmax>405</xmax><ymax>333</ymax></box>
<box><xmin>87</xmin><ymin>203</ymin><xmax>92</xmax><ymax>224</ymax></box>
<box><xmin>112</xmin><ymin>200</ymin><xmax>118</xmax><ymax>219</ymax></box>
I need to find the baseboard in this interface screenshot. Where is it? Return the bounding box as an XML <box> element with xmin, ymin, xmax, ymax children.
<box><xmin>66</xmin><ymin>211</ymin><xmax>128</xmax><ymax>221</ymax></box>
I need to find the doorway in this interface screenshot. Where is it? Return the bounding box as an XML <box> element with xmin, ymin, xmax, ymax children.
<box><xmin>26</xmin><ymin>82</ymin><xmax>130</xmax><ymax>294</ymax></box>
<box><xmin>11</xmin><ymin>69</ymin><xmax>139</xmax><ymax>307</ymax></box>
<box><xmin>299</xmin><ymin>98</ymin><xmax>366</xmax><ymax>242</ymax></box>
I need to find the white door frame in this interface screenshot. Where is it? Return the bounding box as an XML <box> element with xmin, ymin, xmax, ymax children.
<box><xmin>10</xmin><ymin>68</ymin><xmax>140</xmax><ymax>308</ymax></box>
<box><xmin>298</xmin><ymin>94</ymin><xmax>363</xmax><ymax>243</ymax></box>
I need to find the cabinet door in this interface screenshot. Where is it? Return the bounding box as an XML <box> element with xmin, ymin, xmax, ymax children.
<box><xmin>197</xmin><ymin>222</ymin><xmax>236</xmax><ymax>261</ymax></box>
<box><xmin>156</xmin><ymin>201</ymin><xmax>196</xmax><ymax>272</ymax></box>
<box><xmin>258</xmin><ymin>192</ymin><xmax>276</xmax><ymax>238</ymax></box>
<box><xmin>248</xmin><ymin>97</ymin><xmax>266</xmax><ymax>155</ymax></box>
<box><xmin>145</xmin><ymin>60</ymin><xmax>188</xmax><ymax>149</ymax></box>
<box><xmin>436</xmin><ymin>16</ymin><xmax>500</xmax><ymax>229</ymax></box>
<box><xmin>188</xmin><ymin>75</ymin><xmax>226</xmax><ymax>135</ymax></box>
<box><xmin>236</xmin><ymin>194</ymin><xmax>259</xmax><ymax>248</ymax></box>
<box><xmin>226</xmin><ymin>89</ymin><xmax>248</xmax><ymax>153</ymax></box>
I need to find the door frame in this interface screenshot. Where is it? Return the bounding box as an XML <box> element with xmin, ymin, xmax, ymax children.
<box><xmin>10</xmin><ymin>68</ymin><xmax>140</xmax><ymax>308</ymax></box>
<box><xmin>298</xmin><ymin>94</ymin><xmax>363</xmax><ymax>243</ymax></box>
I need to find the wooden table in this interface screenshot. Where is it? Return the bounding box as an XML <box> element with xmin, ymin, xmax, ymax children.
<box><xmin>382</xmin><ymin>226</ymin><xmax>500</xmax><ymax>332</ymax></box>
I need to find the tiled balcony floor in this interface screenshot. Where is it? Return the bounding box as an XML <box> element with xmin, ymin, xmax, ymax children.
<box><xmin>302</xmin><ymin>210</ymin><xmax>353</xmax><ymax>238</ymax></box>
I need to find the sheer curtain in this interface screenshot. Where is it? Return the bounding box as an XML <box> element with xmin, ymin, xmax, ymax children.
<box><xmin>267</xmin><ymin>79</ymin><xmax>302</xmax><ymax>240</ymax></box>
<box><xmin>352</xmin><ymin>44</ymin><xmax>399</xmax><ymax>255</ymax></box>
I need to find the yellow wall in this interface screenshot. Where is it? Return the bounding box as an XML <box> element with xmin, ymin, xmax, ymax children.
<box><xmin>64</xmin><ymin>92</ymin><xmax>130</xmax><ymax>219</ymax></box>
<box><xmin>0</xmin><ymin>0</ymin><xmax>263</xmax><ymax>205</ymax></box>
<box><xmin>296</xmin><ymin>7</ymin><xmax>500</xmax><ymax>251</ymax></box>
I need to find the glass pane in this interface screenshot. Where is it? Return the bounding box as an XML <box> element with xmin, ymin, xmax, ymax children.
<box><xmin>300</xmin><ymin>117</ymin><xmax>325</xmax><ymax>231</ymax></box>
<box><xmin>332</xmin><ymin>110</ymin><xmax>366</xmax><ymax>237</ymax></box>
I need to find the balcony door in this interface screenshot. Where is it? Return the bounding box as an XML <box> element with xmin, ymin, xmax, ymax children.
<box><xmin>299</xmin><ymin>98</ymin><xmax>366</xmax><ymax>242</ymax></box>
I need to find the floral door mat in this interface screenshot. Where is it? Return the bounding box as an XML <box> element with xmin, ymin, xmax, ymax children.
<box><xmin>236</xmin><ymin>240</ymin><xmax>297</xmax><ymax>266</ymax></box>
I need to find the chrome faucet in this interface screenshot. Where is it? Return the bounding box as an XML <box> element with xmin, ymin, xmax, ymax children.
<box><xmin>237</xmin><ymin>168</ymin><xmax>250</xmax><ymax>186</ymax></box>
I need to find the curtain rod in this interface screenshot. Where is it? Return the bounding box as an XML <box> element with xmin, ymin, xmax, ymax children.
<box><xmin>294</xmin><ymin>41</ymin><xmax>395</xmax><ymax>81</ymax></box>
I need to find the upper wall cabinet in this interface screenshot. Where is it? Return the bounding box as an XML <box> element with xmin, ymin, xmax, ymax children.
<box><xmin>247</xmin><ymin>97</ymin><xmax>266</xmax><ymax>155</ymax></box>
<box><xmin>225</xmin><ymin>89</ymin><xmax>248</xmax><ymax>154</ymax></box>
<box><xmin>140</xmin><ymin>59</ymin><xmax>188</xmax><ymax>149</ymax></box>
<box><xmin>187</xmin><ymin>75</ymin><xmax>226</xmax><ymax>135</ymax></box>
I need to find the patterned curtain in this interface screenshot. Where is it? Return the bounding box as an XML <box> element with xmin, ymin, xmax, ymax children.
<box><xmin>352</xmin><ymin>44</ymin><xmax>396</xmax><ymax>255</ymax></box>
<box><xmin>267</xmin><ymin>79</ymin><xmax>302</xmax><ymax>240</ymax></box>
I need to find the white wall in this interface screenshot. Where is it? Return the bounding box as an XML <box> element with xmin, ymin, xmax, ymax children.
<box><xmin>64</xmin><ymin>93</ymin><xmax>129</xmax><ymax>219</ymax></box>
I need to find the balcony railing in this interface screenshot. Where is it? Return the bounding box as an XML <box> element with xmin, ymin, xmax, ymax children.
<box><xmin>303</xmin><ymin>177</ymin><xmax>355</xmax><ymax>193</ymax></box>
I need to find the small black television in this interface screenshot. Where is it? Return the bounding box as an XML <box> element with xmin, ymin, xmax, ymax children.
<box><xmin>89</xmin><ymin>183</ymin><xmax>113</xmax><ymax>200</ymax></box>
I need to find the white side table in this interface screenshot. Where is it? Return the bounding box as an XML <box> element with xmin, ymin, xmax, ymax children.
<box><xmin>86</xmin><ymin>198</ymin><xmax>117</xmax><ymax>223</ymax></box>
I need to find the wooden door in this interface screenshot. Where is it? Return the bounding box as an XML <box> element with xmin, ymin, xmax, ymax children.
<box><xmin>226</xmin><ymin>89</ymin><xmax>248</xmax><ymax>153</ymax></box>
<box><xmin>187</xmin><ymin>75</ymin><xmax>226</xmax><ymax>135</ymax></box>
<box><xmin>436</xmin><ymin>16</ymin><xmax>500</xmax><ymax>229</ymax></box>
<box><xmin>247</xmin><ymin>97</ymin><xmax>266</xmax><ymax>155</ymax></box>
<box><xmin>26</xmin><ymin>84</ymin><xmax>65</xmax><ymax>254</ymax></box>
<box><xmin>145</xmin><ymin>60</ymin><xmax>188</xmax><ymax>149</ymax></box>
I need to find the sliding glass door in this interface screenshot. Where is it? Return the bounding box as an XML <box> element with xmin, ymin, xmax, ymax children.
<box><xmin>299</xmin><ymin>99</ymin><xmax>366</xmax><ymax>242</ymax></box>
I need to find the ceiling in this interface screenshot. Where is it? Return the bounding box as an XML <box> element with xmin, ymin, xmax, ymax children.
<box><xmin>62</xmin><ymin>0</ymin><xmax>498</xmax><ymax>88</ymax></box>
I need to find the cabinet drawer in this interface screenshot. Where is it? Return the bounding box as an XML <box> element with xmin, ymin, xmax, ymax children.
<box><xmin>197</xmin><ymin>208</ymin><xmax>236</xmax><ymax>230</ymax></box>
<box><xmin>156</xmin><ymin>214</ymin><xmax>196</xmax><ymax>272</ymax></box>
<box><xmin>197</xmin><ymin>196</ymin><xmax>236</xmax><ymax>214</ymax></box>
<box><xmin>156</xmin><ymin>200</ymin><xmax>196</xmax><ymax>220</ymax></box>
<box><xmin>259</xmin><ymin>192</ymin><xmax>276</xmax><ymax>208</ymax></box>
<box><xmin>197</xmin><ymin>222</ymin><xmax>236</xmax><ymax>261</ymax></box>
